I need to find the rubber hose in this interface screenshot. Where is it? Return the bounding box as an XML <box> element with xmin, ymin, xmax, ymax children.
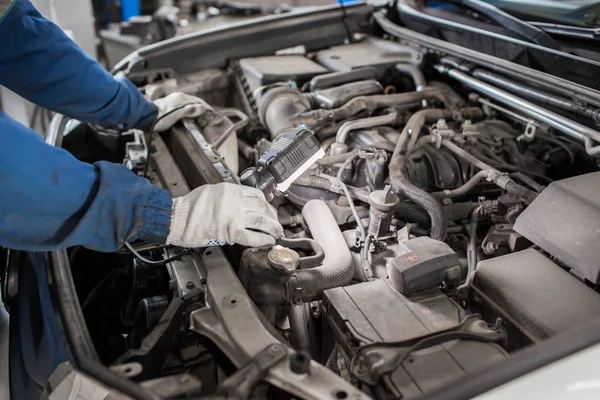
<box><xmin>283</xmin><ymin>200</ymin><xmax>354</xmax><ymax>304</ymax></box>
<box><xmin>391</xmin><ymin>175</ymin><xmax>447</xmax><ymax>241</ymax></box>
<box><xmin>505</xmin><ymin>180</ymin><xmax>539</xmax><ymax>205</ymax></box>
<box><xmin>395</xmin><ymin>202</ymin><xmax>475</xmax><ymax>224</ymax></box>
<box><xmin>288</xmin><ymin>304</ymin><xmax>311</xmax><ymax>352</ymax></box>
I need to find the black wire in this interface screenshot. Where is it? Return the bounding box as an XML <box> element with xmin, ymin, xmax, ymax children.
<box><xmin>142</xmin><ymin>102</ymin><xmax>204</xmax><ymax>179</ymax></box>
<box><xmin>337</xmin><ymin>0</ymin><xmax>354</xmax><ymax>43</ymax></box>
<box><xmin>124</xmin><ymin>242</ymin><xmax>191</xmax><ymax>265</ymax></box>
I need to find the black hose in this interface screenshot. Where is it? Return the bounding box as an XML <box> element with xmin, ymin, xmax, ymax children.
<box><xmin>388</xmin><ymin>108</ymin><xmax>484</xmax><ymax>241</ymax></box>
<box><xmin>288</xmin><ymin>304</ymin><xmax>311</xmax><ymax>352</ymax></box>
<box><xmin>395</xmin><ymin>202</ymin><xmax>475</xmax><ymax>224</ymax></box>
<box><xmin>388</xmin><ymin>109</ymin><xmax>452</xmax><ymax>241</ymax></box>
<box><xmin>391</xmin><ymin>175</ymin><xmax>447</xmax><ymax>240</ymax></box>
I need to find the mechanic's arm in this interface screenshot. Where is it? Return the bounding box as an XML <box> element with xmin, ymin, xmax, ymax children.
<box><xmin>0</xmin><ymin>114</ymin><xmax>282</xmax><ymax>252</ymax></box>
<box><xmin>0</xmin><ymin>0</ymin><xmax>157</xmax><ymax>130</ymax></box>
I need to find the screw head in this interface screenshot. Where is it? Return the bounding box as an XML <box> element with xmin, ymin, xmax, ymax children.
<box><xmin>186</xmin><ymin>281</ymin><xmax>195</xmax><ymax>289</ymax></box>
<box><xmin>484</xmin><ymin>242</ymin><xmax>499</xmax><ymax>255</ymax></box>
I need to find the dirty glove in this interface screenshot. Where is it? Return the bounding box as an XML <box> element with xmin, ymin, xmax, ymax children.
<box><xmin>166</xmin><ymin>183</ymin><xmax>283</xmax><ymax>248</ymax></box>
<box><xmin>153</xmin><ymin>92</ymin><xmax>212</xmax><ymax>132</ymax></box>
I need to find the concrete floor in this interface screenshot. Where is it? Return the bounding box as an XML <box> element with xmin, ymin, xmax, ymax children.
<box><xmin>0</xmin><ymin>305</ymin><xmax>8</xmax><ymax>400</ymax></box>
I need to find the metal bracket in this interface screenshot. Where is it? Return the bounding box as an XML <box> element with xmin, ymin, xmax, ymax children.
<box><xmin>206</xmin><ymin>344</ymin><xmax>287</xmax><ymax>400</ymax></box>
<box><xmin>350</xmin><ymin>314</ymin><xmax>506</xmax><ymax>386</ymax></box>
<box><xmin>186</xmin><ymin>247</ymin><xmax>371</xmax><ymax>400</ymax></box>
<box><xmin>183</xmin><ymin>119</ymin><xmax>238</xmax><ymax>183</ymax></box>
<box><xmin>123</xmin><ymin>129</ymin><xmax>148</xmax><ymax>170</ymax></box>
<box><xmin>517</xmin><ymin>120</ymin><xmax>537</xmax><ymax>142</ymax></box>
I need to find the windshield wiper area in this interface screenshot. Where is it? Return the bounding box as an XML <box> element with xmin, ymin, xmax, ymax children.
<box><xmin>531</xmin><ymin>22</ymin><xmax>600</xmax><ymax>41</ymax></box>
<box><xmin>442</xmin><ymin>0</ymin><xmax>561</xmax><ymax>49</ymax></box>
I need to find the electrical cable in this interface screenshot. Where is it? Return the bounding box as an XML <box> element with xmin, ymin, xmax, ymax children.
<box><xmin>213</xmin><ymin>108</ymin><xmax>250</xmax><ymax>149</ymax></box>
<box><xmin>458</xmin><ymin>206</ymin><xmax>481</xmax><ymax>291</ymax></box>
<box><xmin>337</xmin><ymin>0</ymin><xmax>354</xmax><ymax>43</ymax></box>
<box><xmin>335</xmin><ymin>152</ymin><xmax>373</xmax><ymax>279</ymax></box>
<box><xmin>124</xmin><ymin>242</ymin><xmax>191</xmax><ymax>266</ymax></box>
<box><xmin>142</xmin><ymin>102</ymin><xmax>206</xmax><ymax>179</ymax></box>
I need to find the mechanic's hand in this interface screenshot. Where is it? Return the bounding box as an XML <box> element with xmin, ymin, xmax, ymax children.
<box><xmin>166</xmin><ymin>183</ymin><xmax>283</xmax><ymax>248</ymax></box>
<box><xmin>153</xmin><ymin>92</ymin><xmax>211</xmax><ymax>132</ymax></box>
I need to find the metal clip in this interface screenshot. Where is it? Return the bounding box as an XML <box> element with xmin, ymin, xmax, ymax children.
<box><xmin>517</xmin><ymin>120</ymin><xmax>537</xmax><ymax>142</ymax></box>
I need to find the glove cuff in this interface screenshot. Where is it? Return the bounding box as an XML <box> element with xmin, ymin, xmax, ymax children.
<box><xmin>138</xmin><ymin>187</ymin><xmax>173</xmax><ymax>244</ymax></box>
<box><xmin>166</xmin><ymin>196</ymin><xmax>191</xmax><ymax>246</ymax></box>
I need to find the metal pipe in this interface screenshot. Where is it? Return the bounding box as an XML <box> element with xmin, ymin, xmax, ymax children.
<box><xmin>395</xmin><ymin>64</ymin><xmax>426</xmax><ymax>92</ymax></box>
<box><xmin>442</xmin><ymin>140</ymin><xmax>538</xmax><ymax>204</ymax></box>
<box><xmin>435</xmin><ymin>65</ymin><xmax>600</xmax><ymax>154</ymax></box>
<box><xmin>473</xmin><ymin>69</ymin><xmax>600</xmax><ymax>121</ymax></box>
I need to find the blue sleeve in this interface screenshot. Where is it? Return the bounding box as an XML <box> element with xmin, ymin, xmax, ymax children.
<box><xmin>0</xmin><ymin>0</ymin><xmax>157</xmax><ymax>130</ymax></box>
<box><xmin>0</xmin><ymin>112</ymin><xmax>172</xmax><ymax>252</ymax></box>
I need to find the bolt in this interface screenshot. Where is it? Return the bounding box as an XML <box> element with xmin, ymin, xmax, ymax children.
<box><xmin>200</xmin><ymin>278</ymin><xmax>207</xmax><ymax>285</ymax></box>
<box><xmin>290</xmin><ymin>350</ymin><xmax>311</xmax><ymax>374</ymax></box>
<box><xmin>186</xmin><ymin>281</ymin><xmax>195</xmax><ymax>289</ymax></box>
<box><xmin>484</xmin><ymin>241</ymin><xmax>499</xmax><ymax>255</ymax></box>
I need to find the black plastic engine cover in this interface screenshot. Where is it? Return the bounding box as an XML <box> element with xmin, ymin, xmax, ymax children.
<box><xmin>514</xmin><ymin>172</ymin><xmax>600</xmax><ymax>283</ymax></box>
<box><xmin>323</xmin><ymin>280</ymin><xmax>507</xmax><ymax>398</ymax></box>
<box><xmin>472</xmin><ymin>249</ymin><xmax>600</xmax><ymax>342</ymax></box>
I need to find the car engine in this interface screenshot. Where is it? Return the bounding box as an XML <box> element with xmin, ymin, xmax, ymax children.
<box><xmin>58</xmin><ymin>33</ymin><xmax>600</xmax><ymax>400</ymax></box>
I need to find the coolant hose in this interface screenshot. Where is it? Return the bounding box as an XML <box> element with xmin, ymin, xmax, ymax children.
<box><xmin>285</xmin><ymin>200</ymin><xmax>354</xmax><ymax>303</ymax></box>
<box><xmin>288</xmin><ymin>304</ymin><xmax>311</xmax><ymax>352</ymax></box>
<box><xmin>388</xmin><ymin>107</ymin><xmax>483</xmax><ymax>241</ymax></box>
<box><xmin>391</xmin><ymin>175</ymin><xmax>447</xmax><ymax>240</ymax></box>
<box><xmin>389</xmin><ymin>109</ymin><xmax>449</xmax><ymax>241</ymax></box>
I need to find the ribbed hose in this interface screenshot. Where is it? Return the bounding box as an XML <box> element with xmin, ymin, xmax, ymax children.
<box><xmin>388</xmin><ymin>108</ymin><xmax>483</xmax><ymax>241</ymax></box>
<box><xmin>283</xmin><ymin>200</ymin><xmax>354</xmax><ymax>304</ymax></box>
<box><xmin>389</xmin><ymin>109</ymin><xmax>449</xmax><ymax>241</ymax></box>
<box><xmin>391</xmin><ymin>176</ymin><xmax>447</xmax><ymax>240</ymax></box>
<box><xmin>395</xmin><ymin>202</ymin><xmax>475</xmax><ymax>224</ymax></box>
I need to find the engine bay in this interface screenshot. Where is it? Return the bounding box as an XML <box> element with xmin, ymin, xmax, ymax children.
<box><xmin>59</xmin><ymin>30</ymin><xmax>600</xmax><ymax>400</ymax></box>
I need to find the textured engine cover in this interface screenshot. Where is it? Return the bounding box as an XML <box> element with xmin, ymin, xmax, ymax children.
<box><xmin>514</xmin><ymin>172</ymin><xmax>600</xmax><ymax>283</ymax></box>
<box><xmin>472</xmin><ymin>249</ymin><xmax>600</xmax><ymax>341</ymax></box>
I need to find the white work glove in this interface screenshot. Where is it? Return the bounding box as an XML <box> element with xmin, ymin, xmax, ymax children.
<box><xmin>166</xmin><ymin>183</ymin><xmax>283</xmax><ymax>248</ymax></box>
<box><xmin>153</xmin><ymin>92</ymin><xmax>212</xmax><ymax>132</ymax></box>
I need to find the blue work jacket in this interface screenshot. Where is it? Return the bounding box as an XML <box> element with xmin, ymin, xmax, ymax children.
<box><xmin>0</xmin><ymin>0</ymin><xmax>172</xmax><ymax>252</ymax></box>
